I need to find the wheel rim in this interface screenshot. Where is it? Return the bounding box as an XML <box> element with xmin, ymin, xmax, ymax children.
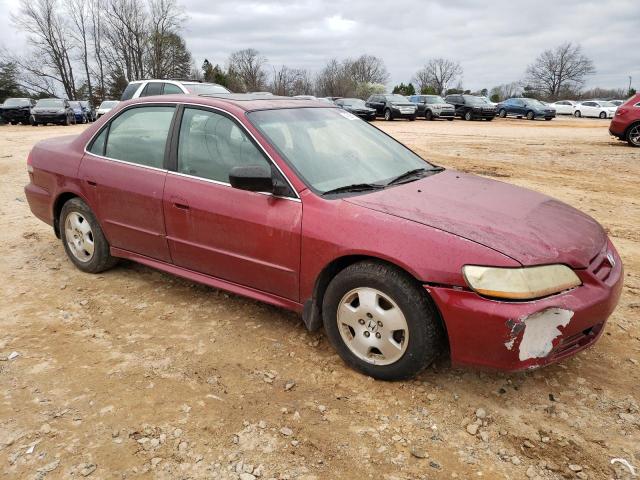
<box><xmin>337</xmin><ymin>287</ymin><xmax>409</xmax><ymax>366</ymax></box>
<box><xmin>527</xmin><ymin>112</ymin><xmax>534</xmax><ymax>120</ymax></box>
<box><xmin>600</xmin><ymin>112</ymin><xmax>606</xmax><ymax>119</ymax></box>
<box><xmin>64</xmin><ymin>211</ymin><xmax>95</xmax><ymax>262</ymax></box>
<box><xmin>630</xmin><ymin>125</ymin><xmax>640</xmax><ymax>146</ymax></box>
<box><xmin>465</xmin><ymin>112</ymin><xmax>471</xmax><ymax>120</ymax></box>
<box><xmin>384</xmin><ymin>110</ymin><xmax>390</xmax><ymax>120</ymax></box>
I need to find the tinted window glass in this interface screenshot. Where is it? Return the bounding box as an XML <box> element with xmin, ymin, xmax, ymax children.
<box><xmin>182</xmin><ymin>83</ymin><xmax>230</xmax><ymax>95</ymax></box>
<box><xmin>121</xmin><ymin>83</ymin><xmax>139</xmax><ymax>101</ymax></box>
<box><xmin>105</xmin><ymin>106</ymin><xmax>175</xmax><ymax>168</ymax></box>
<box><xmin>88</xmin><ymin>128</ymin><xmax>108</xmax><ymax>156</ymax></box>
<box><xmin>177</xmin><ymin>108</ymin><xmax>269</xmax><ymax>183</ymax></box>
<box><xmin>163</xmin><ymin>83</ymin><xmax>183</xmax><ymax>95</ymax></box>
<box><xmin>140</xmin><ymin>82</ymin><xmax>164</xmax><ymax>97</ymax></box>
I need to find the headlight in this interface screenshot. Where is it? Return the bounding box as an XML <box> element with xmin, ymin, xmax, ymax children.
<box><xmin>462</xmin><ymin>265</ymin><xmax>581</xmax><ymax>300</ymax></box>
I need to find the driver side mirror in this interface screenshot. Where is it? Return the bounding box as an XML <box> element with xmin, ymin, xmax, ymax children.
<box><xmin>229</xmin><ymin>165</ymin><xmax>274</xmax><ymax>193</ymax></box>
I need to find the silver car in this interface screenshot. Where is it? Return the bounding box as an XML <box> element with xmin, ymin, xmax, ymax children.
<box><xmin>409</xmin><ymin>95</ymin><xmax>455</xmax><ymax>121</ymax></box>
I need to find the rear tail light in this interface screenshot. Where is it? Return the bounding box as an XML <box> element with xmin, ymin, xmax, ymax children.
<box><xmin>616</xmin><ymin>107</ymin><xmax>627</xmax><ymax>116</ymax></box>
<box><xmin>27</xmin><ymin>151</ymin><xmax>34</xmax><ymax>174</ymax></box>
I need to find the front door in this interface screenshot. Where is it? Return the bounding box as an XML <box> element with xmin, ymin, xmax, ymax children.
<box><xmin>81</xmin><ymin>105</ymin><xmax>176</xmax><ymax>262</ymax></box>
<box><xmin>163</xmin><ymin>106</ymin><xmax>302</xmax><ymax>301</ymax></box>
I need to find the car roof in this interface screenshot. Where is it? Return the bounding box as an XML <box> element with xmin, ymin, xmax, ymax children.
<box><xmin>123</xmin><ymin>93</ymin><xmax>333</xmax><ymax>112</ymax></box>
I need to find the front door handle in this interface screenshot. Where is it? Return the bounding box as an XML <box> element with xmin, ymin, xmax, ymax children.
<box><xmin>169</xmin><ymin>195</ymin><xmax>189</xmax><ymax>210</ymax></box>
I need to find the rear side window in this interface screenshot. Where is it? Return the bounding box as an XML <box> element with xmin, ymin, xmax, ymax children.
<box><xmin>140</xmin><ymin>82</ymin><xmax>164</xmax><ymax>97</ymax></box>
<box><xmin>177</xmin><ymin>107</ymin><xmax>269</xmax><ymax>183</ymax></box>
<box><xmin>121</xmin><ymin>83</ymin><xmax>139</xmax><ymax>101</ymax></box>
<box><xmin>104</xmin><ymin>106</ymin><xmax>175</xmax><ymax>168</ymax></box>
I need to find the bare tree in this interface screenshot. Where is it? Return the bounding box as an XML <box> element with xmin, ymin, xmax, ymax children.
<box><xmin>270</xmin><ymin>65</ymin><xmax>312</xmax><ymax>96</ymax></box>
<box><xmin>347</xmin><ymin>54</ymin><xmax>389</xmax><ymax>85</ymax></box>
<box><xmin>104</xmin><ymin>0</ymin><xmax>148</xmax><ymax>81</ymax></box>
<box><xmin>489</xmin><ymin>82</ymin><xmax>521</xmax><ymax>101</ymax></box>
<box><xmin>12</xmin><ymin>0</ymin><xmax>77</xmax><ymax>98</ymax></box>
<box><xmin>66</xmin><ymin>0</ymin><xmax>93</xmax><ymax>100</ymax></box>
<box><xmin>227</xmin><ymin>48</ymin><xmax>268</xmax><ymax>92</ymax></box>
<box><xmin>314</xmin><ymin>58</ymin><xmax>356</xmax><ymax>97</ymax></box>
<box><xmin>89</xmin><ymin>0</ymin><xmax>106</xmax><ymax>100</ymax></box>
<box><xmin>525</xmin><ymin>42</ymin><xmax>595</xmax><ymax>100</ymax></box>
<box><xmin>147</xmin><ymin>0</ymin><xmax>185</xmax><ymax>78</ymax></box>
<box><xmin>413</xmin><ymin>58</ymin><xmax>463</xmax><ymax>95</ymax></box>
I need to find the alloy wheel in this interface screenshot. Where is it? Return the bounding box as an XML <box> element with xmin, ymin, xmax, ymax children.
<box><xmin>64</xmin><ymin>211</ymin><xmax>95</xmax><ymax>262</ymax></box>
<box><xmin>629</xmin><ymin>125</ymin><xmax>640</xmax><ymax>147</ymax></box>
<box><xmin>337</xmin><ymin>287</ymin><xmax>409</xmax><ymax>365</ymax></box>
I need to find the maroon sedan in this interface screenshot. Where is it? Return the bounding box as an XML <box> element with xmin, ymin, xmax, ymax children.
<box><xmin>609</xmin><ymin>93</ymin><xmax>640</xmax><ymax>147</ymax></box>
<box><xmin>25</xmin><ymin>95</ymin><xmax>623</xmax><ymax>380</ymax></box>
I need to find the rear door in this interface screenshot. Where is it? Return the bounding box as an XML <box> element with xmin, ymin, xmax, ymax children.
<box><xmin>162</xmin><ymin>106</ymin><xmax>302</xmax><ymax>300</ymax></box>
<box><xmin>81</xmin><ymin>105</ymin><xmax>176</xmax><ymax>262</ymax></box>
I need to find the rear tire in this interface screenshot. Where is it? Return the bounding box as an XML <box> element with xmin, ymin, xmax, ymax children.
<box><xmin>384</xmin><ymin>109</ymin><xmax>393</xmax><ymax>121</ymax></box>
<box><xmin>322</xmin><ymin>261</ymin><xmax>444</xmax><ymax>380</ymax></box>
<box><xmin>59</xmin><ymin>198</ymin><xmax>118</xmax><ymax>273</ymax></box>
<box><xmin>627</xmin><ymin>123</ymin><xmax>640</xmax><ymax>147</ymax></box>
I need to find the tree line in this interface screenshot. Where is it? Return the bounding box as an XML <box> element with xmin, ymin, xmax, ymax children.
<box><xmin>0</xmin><ymin>0</ymin><xmax>635</xmax><ymax>105</ymax></box>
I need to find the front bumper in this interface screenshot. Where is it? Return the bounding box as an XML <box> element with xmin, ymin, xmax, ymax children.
<box><xmin>1</xmin><ymin>110</ymin><xmax>31</xmax><ymax>123</ymax></box>
<box><xmin>428</xmin><ymin>239</ymin><xmax>623</xmax><ymax>371</ymax></box>
<box><xmin>33</xmin><ymin>113</ymin><xmax>67</xmax><ymax>123</ymax></box>
<box><xmin>392</xmin><ymin>108</ymin><xmax>416</xmax><ymax>118</ymax></box>
<box><xmin>434</xmin><ymin>110</ymin><xmax>455</xmax><ymax>118</ymax></box>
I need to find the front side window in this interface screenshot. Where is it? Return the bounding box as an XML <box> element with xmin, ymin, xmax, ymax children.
<box><xmin>177</xmin><ymin>107</ymin><xmax>269</xmax><ymax>183</ymax></box>
<box><xmin>141</xmin><ymin>82</ymin><xmax>164</xmax><ymax>97</ymax></box>
<box><xmin>163</xmin><ymin>83</ymin><xmax>183</xmax><ymax>95</ymax></box>
<box><xmin>249</xmin><ymin>108</ymin><xmax>436</xmax><ymax>194</ymax></box>
<box><xmin>121</xmin><ymin>83</ymin><xmax>140</xmax><ymax>101</ymax></box>
<box><xmin>103</xmin><ymin>106</ymin><xmax>175</xmax><ymax>168</ymax></box>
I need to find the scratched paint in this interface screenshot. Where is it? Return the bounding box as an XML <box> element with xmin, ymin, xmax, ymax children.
<box><xmin>509</xmin><ymin>308</ymin><xmax>574</xmax><ymax>361</ymax></box>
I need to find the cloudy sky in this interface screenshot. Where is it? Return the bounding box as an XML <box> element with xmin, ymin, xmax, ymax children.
<box><xmin>1</xmin><ymin>0</ymin><xmax>638</xmax><ymax>92</ymax></box>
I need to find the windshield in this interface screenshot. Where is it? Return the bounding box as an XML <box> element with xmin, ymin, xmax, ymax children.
<box><xmin>464</xmin><ymin>96</ymin><xmax>489</xmax><ymax>105</ymax></box>
<box><xmin>99</xmin><ymin>101</ymin><xmax>118</xmax><ymax>109</ymax></box>
<box><xmin>385</xmin><ymin>95</ymin><xmax>410</xmax><ymax>103</ymax></box>
<box><xmin>2</xmin><ymin>98</ymin><xmax>30</xmax><ymax>107</ymax></box>
<box><xmin>599</xmin><ymin>101</ymin><xmax>616</xmax><ymax>107</ymax></box>
<box><xmin>425</xmin><ymin>96</ymin><xmax>446</xmax><ymax>104</ymax></box>
<box><xmin>248</xmin><ymin>108</ymin><xmax>435</xmax><ymax>194</ymax></box>
<box><xmin>184</xmin><ymin>83</ymin><xmax>230</xmax><ymax>95</ymax></box>
<box><xmin>341</xmin><ymin>99</ymin><xmax>366</xmax><ymax>107</ymax></box>
<box><xmin>35</xmin><ymin>99</ymin><xmax>64</xmax><ymax>108</ymax></box>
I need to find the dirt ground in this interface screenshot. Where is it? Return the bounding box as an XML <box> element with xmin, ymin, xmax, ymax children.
<box><xmin>0</xmin><ymin>116</ymin><xmax>639</xmax><ymax>480</ymax></box>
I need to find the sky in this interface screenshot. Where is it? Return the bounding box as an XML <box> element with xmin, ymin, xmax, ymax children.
<box><xmin>1</xmin><ymin>0</ymin><xmax>639</xmax><ymax>92</ymax></box>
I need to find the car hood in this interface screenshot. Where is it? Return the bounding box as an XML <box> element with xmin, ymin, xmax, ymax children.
<box><xmin>345</xmin><ymin>170</ymin><xmax>605</xmax><ymax>268</ymax></box>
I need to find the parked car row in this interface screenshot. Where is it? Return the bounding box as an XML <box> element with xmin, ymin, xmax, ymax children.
<box><xmin>0</xmin><ymin>97</ymin><xmax>120</xmax><ymax>126</ymax></box>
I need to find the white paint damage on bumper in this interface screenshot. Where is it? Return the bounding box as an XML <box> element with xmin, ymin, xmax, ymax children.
<box><xmin>505</xmin><ymin>308</ymin><xmax>575</xmax><ymax>361</ymax></box>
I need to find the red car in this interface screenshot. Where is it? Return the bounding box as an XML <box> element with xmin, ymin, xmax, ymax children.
<box><xmin>609</xmin><ymin>93</ymin><xmax>640</xmax><ymax>147</ymax></box>
<box><xmin>25</xmin><ymin>95</ymin><xmax>623</xmax><ymax>380</ymax></box>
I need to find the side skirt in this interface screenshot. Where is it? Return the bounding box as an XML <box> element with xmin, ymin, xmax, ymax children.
<box><xmin>111</xmin><ymin>247</ymin><xmax>304</xmax><ymax>314</ymax></box>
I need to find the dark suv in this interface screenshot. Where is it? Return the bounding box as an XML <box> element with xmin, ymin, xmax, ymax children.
<box><xmin>496</xmin><ymin>98</ymin><xmax>556</xmax><ymax>121</ymax></box>
<box><xmin>0</xmin><ymin>98</ymin><xmax>35</xmax><ymax>125</ymax></box>
<box><xmin>444</xmin><ymin>94</ymin><xmax>496</xmax><ymax>121</ymax></box>
<box><xmin>365</xmin><ymin>94</ymin><xmax>417</xmax><ymax>121</ymax></box>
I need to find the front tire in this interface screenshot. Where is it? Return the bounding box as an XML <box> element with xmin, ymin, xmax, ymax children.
<box><xmin>464</xmin><ymin>111</ymin><xmax>473</xmax><ymax>121</ymax></box>
<box><xmin>599</xmin><ymin>111</ymin><xmax>606</xmax><ymax>119</ymax></box>
<box><xmin>425</xmin><ymin>110</ymin><xmax>433</xmax><ymax>121</ymax></box>
<box><xmin>322</xmin><ymin>261</ymin><xmax>444</xmax><ymax>380</ymax></box>
<box><xmin>384</xmin><ymin>109</ymin><xmax>393</xmax><ymax>121</ymax></box>
<box><xmin>60</xmin><ymin>198</ymin><xmax>118</xmax><ymax>273</ymax></box>
<box><xmin>574</xmin><ymin>110</ymin><xmax>581</xmax><ymax>118</ymax></box>
<box><xmin>526</xmin><ymin>110</ymin><xmax>535</xmax><ymax>120</ymax></box>
<box><xmin>498</xmin><ymin>109</ymin><xmax>506</xmax><ymax>118</ymax></box>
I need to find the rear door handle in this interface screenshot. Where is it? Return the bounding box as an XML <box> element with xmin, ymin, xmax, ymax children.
<box><xmin>174</xmin><ymin>202</ymin><xmax>189</xmax><ymax>210</ymax></box>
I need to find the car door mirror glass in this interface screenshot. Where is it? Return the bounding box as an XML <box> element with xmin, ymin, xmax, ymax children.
<box><xmin>229</xmin><ymin>165</ymin><xmax>274</xmax><ymax>193</ymax></box>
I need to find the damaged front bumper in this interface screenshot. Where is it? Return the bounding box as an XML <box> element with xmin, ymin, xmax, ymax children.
<box><xmin>427</xmin><ymin>240</ymin><xmax>623</xmax><ymax>371</ymax></box>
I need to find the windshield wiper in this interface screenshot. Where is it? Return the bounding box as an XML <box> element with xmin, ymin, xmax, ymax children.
<box><xmin>322</xmin><ymin>183</ymin><xmax>385</xmax><ymax>196</ymax></box>
<box><xmin>385</xmin><ymin>167</ymin><xmax>444</xmax><ymax>186</ymax></box>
